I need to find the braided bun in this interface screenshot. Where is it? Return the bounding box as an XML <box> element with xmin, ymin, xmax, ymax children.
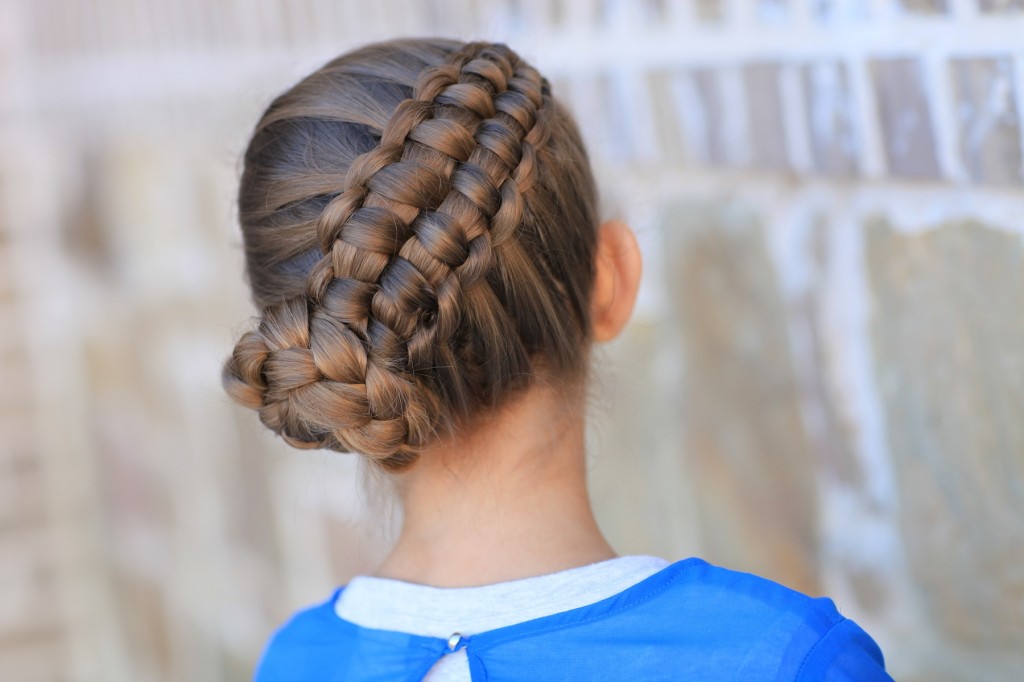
<box><xmin>223</xmin><ymin>39</ymin><xmax>599</xmax><ymax>470</ymax></box>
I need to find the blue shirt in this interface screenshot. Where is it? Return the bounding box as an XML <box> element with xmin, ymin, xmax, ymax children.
<box><xmin>254</xmin><ymin>557</ymin><xmax>892</xmax><ymax>681</ymax></box>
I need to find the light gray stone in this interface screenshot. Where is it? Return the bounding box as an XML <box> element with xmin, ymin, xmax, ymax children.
<box><xmin>743</xmin><ymin>63</ymin><xmax>791</xmax><ymax>171</ymax></box>
<box><xmin>756</xmin><ymin>0</ymin><xmax>789</xmax><ymax>22</ymax></box>
<box><xmin>867</xmin><ymin>218</ymin><xmax>1024</xmax><ymax>648</ymax></box>
<box><xmin>951</xmin><ymin>57</ymin><xmax>1023</xmax><ymax>185</ymax></box>
<box><xmin>691</xmin><ymin>68</ymin><xmax>730</xmax><ymax>166</ymax></box>
<box><xmin>810</xmin><ymin>0</ymin><xmax>870</xmax><ymax>22</ymax></box>
<box><xmin>803</xmin><ymin>62</ymin><xmax>860</xmax><ymax>176</ymax></box>
<box><xmin>637</xmin><ymin>0</ymin><xmax>669</xmax><ymax>23</ymax></box>
<box><xmin>596</xmin><ymin>73</ymin><xmax>635</xmax><ymax>162</ymax></box>
<box><xmin>871</xmin><ymin>59</ymin><xmax>942</xmax><ymax>179</ymax></box>
<box><xmin>646</xmin><ymin>70</ymin><xmax>689</xmax><ymax>165</ymax></box>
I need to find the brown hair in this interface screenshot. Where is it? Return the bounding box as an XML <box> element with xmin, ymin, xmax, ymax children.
<box><xmin>222</xmin><ymin>38</ymin><xmax>599</xmax><ymax>471</ymax></box>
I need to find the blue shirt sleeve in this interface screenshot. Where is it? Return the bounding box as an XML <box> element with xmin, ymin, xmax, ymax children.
<box><xmin>796</xmin><ymin>617</ymin><xmax>893</xmax><ymax>681</ymax></box>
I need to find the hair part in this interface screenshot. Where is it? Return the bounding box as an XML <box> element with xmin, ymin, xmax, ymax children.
<box><xmin>222</xmin><ymin>38</ymin><xmax>600</xmax><ymax>471</ymax></box>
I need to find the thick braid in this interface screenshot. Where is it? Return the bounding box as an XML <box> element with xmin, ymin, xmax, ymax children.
<box><xmin>223</xmin><ymin>42</ymin><xmax>554</xmax><ymax>467</ymax></box>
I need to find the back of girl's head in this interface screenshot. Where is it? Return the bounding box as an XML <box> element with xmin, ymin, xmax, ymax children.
<box><xmin>222</xmin><ymin>38</ymin><xmax>600</xmax><ymax>471</ymax></box>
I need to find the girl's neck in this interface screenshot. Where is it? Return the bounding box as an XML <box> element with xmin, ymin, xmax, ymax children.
<box><xmin>370</xmin><ymin>384</ymin><xmax>617</xmax><ymax>588</ymax></box>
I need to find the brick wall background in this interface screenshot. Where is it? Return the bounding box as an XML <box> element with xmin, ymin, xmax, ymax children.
<box><xmin>2</xmin><ymin>1</ymin><xmax>1023</xmax><ymax>680</ymax></box>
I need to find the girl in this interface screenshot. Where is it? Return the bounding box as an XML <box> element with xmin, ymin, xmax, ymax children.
<box><xmin>222</xmin><ymin>37</ymin><xmax>892</xmax><ymax>681</ymax></box>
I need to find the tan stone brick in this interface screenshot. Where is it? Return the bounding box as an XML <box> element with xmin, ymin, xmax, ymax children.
<box><xmin>866</xmin><ymin>217</ymin><xmax>1024</xmax><ymax>648</ymax></box>
<box><xmin>695</xmin><ymin>0</ymin><xmax>725</xmax><ymax>21</ymax></box>
<box><xmin>979</xmin><ymin>0</ymin><xmax>1024</xmax><ymax>12</ymax></box>
<box><xmin>661</xmin><ymin>200</ymin><xmax>820</xmax><ymax>594</ymax></box>
<box><xmin>0</xmin><ymin>456</ymin><xmax>44</xmax><ymax>532</ymax></box>
<box><xmin>788</xmin><ymin>215</ymin><xmax>865</xmax><ymax>488</ymax></box>
<box><xmin>0</xmin><ymin>415</ymin><xmax>34</xmax><ymax>466</ymax></box>
<box><xmin>108</xmin><ymin>569</ymin><xmax>173</xmax><ymax>674</ymax></box>
<box><xmin>0</xmin><ymin>530</ymin><xmax>60</xmax><ymax>639</ymax></box>
<box><xmin>896</xmin><ymin>0</ymin><xmax>948</xmax><ymax>12</ymax></box>
<box><xmin>0</xmin><ymin>362</ymin><xmax>31</xmax><ymax>414</ymax></box>
<box><xmin>587</xmin><ymin>319</ymin><xmax>702</xmax><ymax>560</ymax></box>
<box><xmin>0</xmin><ymin>638</ymin><xmax>67</xmax><ymax>682</ymax></box>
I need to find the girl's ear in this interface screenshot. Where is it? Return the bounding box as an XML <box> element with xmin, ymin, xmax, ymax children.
<box><xmin>589</xmin><ymin>219</ymin><xmax>643</xmax><ymax>343</ymax></box>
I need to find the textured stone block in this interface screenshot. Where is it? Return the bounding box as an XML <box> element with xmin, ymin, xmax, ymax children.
<box><xmin>743</xmin><ymin>63</ymin><xmax>790</xmax><ymax>171</ymax></box>
<box><xmin>0</xmin><ymin>532</ymin><xmax>58</xmax><ymax>636</ymax></box>
<box><xmin>871</xmin><ymin>59</ymin><xmax>942</xmax><ymax>179</ymax></box>
<box><xmin>636</xmin><ymin>0</ymin><xmax>669</xmax><ymax>23</ymax></box>
<box><xmin>646</xmin><ymin>70</ymin><xmax>688</xmax><ymax>164</ymax></box>
<box><xmin>895</xmin><ymin>0</ymin><xmax>948</xmax><ymax>12</ymax></box>
<box><xmin>802</xmin><ymin>62</ymin><xmax>859</xmax><ymax>176</ymax></box>
<box><xmin>587</xmin><ymin>320</ymin><xmax>701</xmax><ymax>560</ymax></box>
<box><xmin>951</xmin><ymin>58</ymin><xmax>1023</xmax><ymax>185</ymax></box>
<box><xmin>0</xmin><ymin>456</ymin><xmax>44</xmax><ymax>530</ymax></box>
<box><xmin>0</xmin><ymin>640</ymin><xmax>67</xmax><ymax>682</ymax></box>
<box><xmin>691</xmin><ymin>68</ymin><xmax>730</xmax><ymax>165</ymax></box>
<box><xmin>0</xmin><ymin>361</ymin><xmax>29</xmax><ymax>413</ymax></box>
<box><xmin>867</xmin><ymin>218</ymin><xmax>1024</xmax><ymax>648</ymax></box>
<box><xmin>979</xmin><ymin>0</ymin><xmax>1024</xmax><ymax>12</ymax></box>
<box><xmin>661</xmin><ymin>200</ymin><xmax>819</xmax><ymax>594</ymax></box>
<box><xmin>109</xmin><ymin>569</ymin><xmax>173</xmax><ymax>671</ymax></box>
<box><xmin>695</xmin><ymin>0</ymin><xmax>724</xmax><ymax>21</ymax></box>
<box><xmin>0</xmin><ymin>419</ymin><xmax>31</xmax><ymax>479</ymax></box>
<box><xmin>796</xmin><ymin>215</ymin><xmax>865</xmax><ymax>488</ymax></box>
<box><xmin>602</xmin><ymin>72</ymin><xmax>650</xmax><ymax>162</ymax></box>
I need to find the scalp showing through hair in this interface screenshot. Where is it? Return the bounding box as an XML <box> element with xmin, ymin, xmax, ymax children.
<box><xmin>223</xmin><ymin>40</ymin><xmax>599</xmax><ymax>470</ymax></box>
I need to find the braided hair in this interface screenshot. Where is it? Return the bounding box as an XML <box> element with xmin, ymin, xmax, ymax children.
<box><xmin>222</xmin><ymin>39</ymin><xmax>599</xmax><ymax>470</ymax></box>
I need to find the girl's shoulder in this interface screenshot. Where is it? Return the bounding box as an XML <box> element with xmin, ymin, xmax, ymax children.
<box><xmin>253</xmin><ymin>557</ymin><xmax>893</xmax><ymax>681</ymax></box>
<box><xmin>657</xmin><ymin>556</ymin><xmax>852</xmax><ymax>623</ymax></box>
<box><xmin>462</xmin><ymin>557</ymin><xmax>892</xmax><ymax>680</ymax></box>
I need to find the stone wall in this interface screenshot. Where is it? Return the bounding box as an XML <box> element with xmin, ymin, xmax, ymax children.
<box><xmin>2</xmin><ymin>1</ymin><xmax>1022</xmax><ymax>680</ymax></box>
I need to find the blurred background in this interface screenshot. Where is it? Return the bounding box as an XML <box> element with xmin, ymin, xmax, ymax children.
<box><xmin>2</xmin><ymin>0</ymin><xmax>1024</xmax><ymax>680</ymax></box>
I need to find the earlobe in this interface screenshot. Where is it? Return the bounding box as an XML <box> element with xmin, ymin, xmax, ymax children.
<box><xmin>590</xmin><ymin>220</ymin><xmax>643</xmax><ymax>343</ymax></box>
